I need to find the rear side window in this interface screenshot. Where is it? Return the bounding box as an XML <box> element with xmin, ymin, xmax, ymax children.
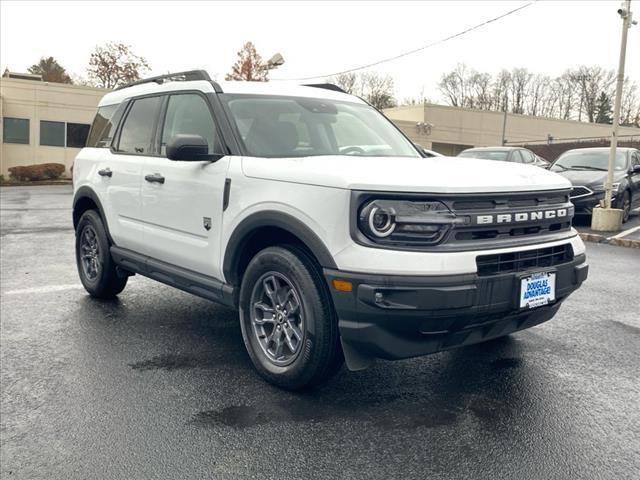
<box><xmin>116</xmin><ymin>96</ymin><xmax>162</xmax><ymax>154</ymax></box>
<box><xmin>521</xmin><ymin>150</ymin><xmax>535</xmax><ymax>164</ymax></box>
<box><xmin>511</xmin><ymin>150</ymin><xmax>524</xmax><ymax>163</ymax></box>
<box><xmin>160</xmin><ymin>93</ymin><xmax>221</xmax><ymax>155</ymax></box>
<box><xmin>87</xmin><ymin>105</ymin><xmax>118</xmax><ymax>147</ymax></box>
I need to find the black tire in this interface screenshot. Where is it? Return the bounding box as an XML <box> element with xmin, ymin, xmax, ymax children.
<box><xmin>75</xmin><ymin>210</ymin><xmax>127</xmax><ymax>298</ymax></box>
<box><xmin>239</xmin><ymin>245</ymin><xmax>343</xmax><ymax>390</ymax></box>
<box><xmin>620</xmin><ymin>190</ymin><xmax>631</xmax><ymax>223</ymax></box>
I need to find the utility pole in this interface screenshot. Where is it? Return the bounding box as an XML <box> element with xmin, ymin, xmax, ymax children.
<box><xmin>501</xmin><ymin>93</ymin><xmax>508</xmax><ymax>145</ymax></box>
<box><xmin>592</xmin><ymin>0</ymin><xmax>636</xmax><ymax>231</ymax></box>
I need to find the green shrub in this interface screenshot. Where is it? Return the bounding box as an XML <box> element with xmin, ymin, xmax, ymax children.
<box><xmin>8</xmin><ymin>163</ymin><xmax>65</xmax><ymax>181</ymax></box>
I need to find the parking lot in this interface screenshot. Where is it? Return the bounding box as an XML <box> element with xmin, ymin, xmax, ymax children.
<box><xmin>1</xmin><ymin>185</ymin><xmax>639</xmax><ymax>480</ymax></box>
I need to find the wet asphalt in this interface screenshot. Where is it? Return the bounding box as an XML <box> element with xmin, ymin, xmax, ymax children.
<box><xmin>1</xmin><ymin>185</ymin><xmax>639</xmax><ymax>480</ymax></box>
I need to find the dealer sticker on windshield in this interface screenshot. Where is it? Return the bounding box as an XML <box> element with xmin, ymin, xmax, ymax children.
<box><xmin>520</xmin><ymin>272</ymin><xmax>556</xmax><ymax>309</ymax></box>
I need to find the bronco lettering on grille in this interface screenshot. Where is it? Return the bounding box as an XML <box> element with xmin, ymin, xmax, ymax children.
<box><xmin>476</xmin><ymin>208</ymin><xmax>569</xmax><ymax>225</ymax></box>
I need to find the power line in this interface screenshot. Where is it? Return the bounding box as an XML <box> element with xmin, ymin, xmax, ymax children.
<box><xmin>275</xmin><ymin>1</ymin><xmax>538</xmax><ymax>82</ymax></box>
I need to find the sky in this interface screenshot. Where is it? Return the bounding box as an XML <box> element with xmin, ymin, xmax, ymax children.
<box><xmin>1</xmin><ymin>0</ymin><xmax>638</xmax><ymax>101</ymax></box>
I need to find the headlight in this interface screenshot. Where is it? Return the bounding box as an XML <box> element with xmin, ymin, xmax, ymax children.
<box><xmin>358</xmin><ymin>199</ymin><xmax>468</xmax><ymax>246</ymax></box>
<box><xmin>611</xmin><ymin>183</ymin><xmax>620</xmax><ymax>192</ymax></box>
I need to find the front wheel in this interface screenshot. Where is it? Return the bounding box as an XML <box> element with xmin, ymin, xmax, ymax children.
<box><xmin>239</xmin><ymin>246</ymin><xmax>343</xmax><ymax>390</ymax></box>
<box><xmin>75</xmin><ymin>210</ymin><xmax>127</xmax><ymax>298</ymax></box>
<box><xmin>619</xmin><ymin>190</ymin><xmax>631</xmax><ymax>223</ymax></box>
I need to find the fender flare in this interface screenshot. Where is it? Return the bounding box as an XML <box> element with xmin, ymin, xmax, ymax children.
<box><xmin>223</xmin><ymin>210</ymin><xmax>337</xmax><ymax>284</ymax></box>
<box><xmin>72</xmin><ymin>186</ymin><xmax>113</xmax><ymax>243</ymax></box>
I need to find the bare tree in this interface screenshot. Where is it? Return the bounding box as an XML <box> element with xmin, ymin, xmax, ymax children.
<box><xmin>569</xmin><ymin>66</ymin><xmax>615</xmax><ymax>122</ymax></box>
<box><xmin>509</xmin><ymin>68</ymin><xmax>532</xmax><ymax>114</ymax></box>
<box><xmin>87</xmin><ymin>42</ymin><xmax>149</xmax><ymax>89</ymax></box>
<box><xmin>28</xmin><ymin>57</ymin><xmax>72</xmax><ymax>84</ymax></box>
<box><xmin>328</xmin><ymin>71</ymin><xmax>397</xmax><ymax>109</ymax></box>
<box><xmin>331</xmin><ymin>72</ymin><xmax>358</xmax><ymax>94</ymax></box>
<box><xmin>621</xmin><ymin>79</ymin><xmax>639</xmax><ymax>126</ymax></box>
<box><xmin>225</xmin><ymin>42</ymin><xmax>268</xmax><ymax>82</ymax></box>
<box><xmin>438</xmin><ymin>64</ymin><xmax>471</xmax><ymax>108</ymax></box>
<box><xmin>434</xmin><ymin>63</ymin><xmax>638</xmax><ymax>125</ymax></box>
<box><xmin>526</xmin><ymin>74</ymin><xmax>551</xmax><ymax>117</ymax></box>
<box><xmin>360</xmin><ymin>72</ymin><xmax>397</xmax><ymax>110</ymax></box>
<box><xmin>492</xmin><ymin>69</ymin><xmax>511</xmax><ymax>112</ymax></box>
<box><xmin>469</xmin><ymin>72</ymin><xmax>493</xmax><ymax>110</ymax></box>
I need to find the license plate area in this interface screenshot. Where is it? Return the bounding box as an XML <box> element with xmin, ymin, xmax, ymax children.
<box><xmin>519</xmin><ymin>271</ymin><xmax>556</xmax><ymax>309</ymax></box>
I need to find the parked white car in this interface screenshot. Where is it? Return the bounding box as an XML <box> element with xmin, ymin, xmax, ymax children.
<box><xmin>73</xmin><ymin>70</ymin><xmax>588</xmax><ymax>389</ymax></box>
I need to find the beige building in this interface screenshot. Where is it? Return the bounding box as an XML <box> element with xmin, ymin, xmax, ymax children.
<box><xmin>384</xmin><ymin>103</ymin><xmax>640</xmax><ymax>156</ymax></box>
<box><xmin>0</xmin><ymin>75</ymin><xmax>108</xmax><ymax>178</ymax></box>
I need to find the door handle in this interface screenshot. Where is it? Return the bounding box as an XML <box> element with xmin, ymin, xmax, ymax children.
<box><xmin>98</xmin><ymin>168</ymin><xmax>112</xmax><ymax>177</ymax></box>
<box><xmin>145</xmin><ymin>173</ymin><xmax>165</xmax><ymax>184</ymax></box>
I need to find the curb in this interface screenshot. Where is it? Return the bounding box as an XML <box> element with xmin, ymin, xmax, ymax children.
<box><xmin>0</xmin><ymin>180</ymin><xmax>72</xmax><ymax>187</ymax></box>
<box><xmin>579</xmin><ymin>232</ymin><xmax>640</xmax><ymax>249</ymax></box>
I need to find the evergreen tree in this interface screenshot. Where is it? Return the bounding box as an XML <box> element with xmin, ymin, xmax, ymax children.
<box><xmin>594</xmin><ymin>91</ymin><xmax>613</xmax><ymax>124</ymax></box>
<box><xmin>28</xmin><ymin>57</ymin><xmax>72</xmax><ymax>84</ymax></box>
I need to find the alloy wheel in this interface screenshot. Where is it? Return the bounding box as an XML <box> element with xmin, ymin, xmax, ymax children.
<box><xmin>250</xmin><ymin>272</ymin><xmax>305</xmax><ymax>366</ymax></box>
<box><xmin>80</xmin><ymin>225</ymin><xmax>101</xmax><ymax>281</ymax></box>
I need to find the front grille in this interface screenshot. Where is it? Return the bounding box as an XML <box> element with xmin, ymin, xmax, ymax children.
<box><xmin>446</xmin><ymin>190</ymin><xmax>573</xmax><ymax>247</ymax></box>
<box><xmin>351</xmin><ymin>188</ymin><xmax>574</xmax><ymax>252</ymax></box>
<box><xmin>476</xmin><ymin>244</ymin><xmax>574</xmax><ymax>276</ymax></box>
<box><xmin>570</xmin><ymin>186</ymin><xmax>593</xmax><ymax>199</ymax></box>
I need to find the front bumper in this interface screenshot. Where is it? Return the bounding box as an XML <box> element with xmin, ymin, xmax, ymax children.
<box><xmin>325</xmin><ymin>254</ymin><xmax>588</xmax><ymax>367</ymax></box>
<box><xmin>572</xmin><ymin>191</ymin><xmax>619</xmax><ymax>215</ymax></box>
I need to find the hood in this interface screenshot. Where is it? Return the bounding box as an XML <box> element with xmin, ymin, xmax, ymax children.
<box><xmin>241</xmin><ymin>155</ymin><xmax>571</xmax><ymax>193</ymax></box>
<box><xmin>554</xmin><ymin>169</ymin><xmax>626</xmax><ymax>189</ymax></box>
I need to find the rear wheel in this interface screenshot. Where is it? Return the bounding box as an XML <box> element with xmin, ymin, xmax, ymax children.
<box><xmin>75</xmin><ymin>210</ymin><xmax>127</xmax><ymax>298</ymax></box>
<box><xmin>239</xmin><ymin>245</ymin><xmax>343</xmax><ymax>390</ymax></box>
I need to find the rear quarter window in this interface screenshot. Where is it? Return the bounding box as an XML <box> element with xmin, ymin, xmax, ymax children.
<box><xmin>86</xmin><ymin>104</ymin><xmax>123</xmax><ymax>148</ymax></box>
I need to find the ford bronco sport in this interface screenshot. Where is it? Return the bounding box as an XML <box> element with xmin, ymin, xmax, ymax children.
<box><xmin>73</xmin><ymin>70</ymin><xmax>588</xmax><ymax>390</ymax></box>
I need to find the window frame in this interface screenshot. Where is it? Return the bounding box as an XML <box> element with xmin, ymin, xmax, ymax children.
<box><xmin>112</xmin><ymin>94</ymin><xmax>165</xmax><ymax>157</ymax></box>
<box><xmin>155</xmin><ymin>90</ymin><xmax>225</xmax><ymax>159</ymax></box>
<box><xmin>3</xmin><ymin>117</ymin><xmax>30</xmax><ymax>145</ymax></box>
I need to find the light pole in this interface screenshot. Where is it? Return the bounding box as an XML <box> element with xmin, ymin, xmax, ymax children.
<box><xmin>261</xmin><ymin>53</ymin><xmax>285</xmax><ymax>72</ymax></box>
<box><xmin>592</xmin><ymin>0</ymin><xmax>636</xmax><ymax>231</ymax></box>
<box><xmin>501</xmin><ymin>92</ymin><xmax>508</xmax><ymax>145</ymax></box>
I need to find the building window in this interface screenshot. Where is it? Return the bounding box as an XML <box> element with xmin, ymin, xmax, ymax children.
<box><xmin>66</xmin><ymin>123</ymin><xmax>90</xmax><ymax>148</ymax></box>
<box><xmin>40</xmin><ymin>120</ymin><xmax>65</xmax><ymax>147</ymax></box>
<box><xmin>3</xmin><ymin>117</ymin><xmax>29</xmax><ymax>144</ymax></box>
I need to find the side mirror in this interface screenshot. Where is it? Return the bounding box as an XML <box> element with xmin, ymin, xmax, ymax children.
<box><xmin>633</xmin><ymin>164</ymin><xmax>640</xmax><ymax>173</ymax></box>
<box><xmin>166</xmin><ymin>134</ymin><xmax>223</xmax><ymax>161</ymax></box>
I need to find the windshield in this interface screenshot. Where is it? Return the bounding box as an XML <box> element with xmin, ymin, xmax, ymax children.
<box><xmin>458</xmin><ymin>150</ymin><xmax>509</xmax><ymax>161</ymax></box>
<box><xmin>222</xmin><ymin>94</ymin><xmax>420</xmax><ymax>158</ymax></box>
<box><xmin>551</xmin><ymin>151</ymin><xmax>627</xmax><ymax>172</ymax></box>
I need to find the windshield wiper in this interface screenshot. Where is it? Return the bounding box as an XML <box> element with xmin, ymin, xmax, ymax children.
<box><xmin>569</xmin><ymin>165</ymin><xmax>608</xmax><ymax>171</ymax></box>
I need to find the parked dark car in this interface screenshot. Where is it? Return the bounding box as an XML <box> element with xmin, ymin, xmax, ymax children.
<box><xmin>550</xmin><ymin>147</ymin><xmax>640</xmax><ymax>223</ymax></box>
<box><xmin>458</xmin><ymin>146</ymin><xmax>550</xmax><ymax>168</ymax></box>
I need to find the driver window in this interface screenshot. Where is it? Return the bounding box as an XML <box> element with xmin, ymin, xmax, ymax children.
<box><xmin>161</xmin><ymin>93</ymin><xmax>220</xmax><ymax>156</ymax></box>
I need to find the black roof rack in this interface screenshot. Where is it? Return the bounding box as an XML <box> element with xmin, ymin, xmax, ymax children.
<box><xmin>303</xmin><ymin>83</ymin><xmax>347</xmax><ymax>94</ymax></box>
<box><xmin>115</xmin><ymin>69</ymin><xmax>222</xmax><ymax>92</ymax></box>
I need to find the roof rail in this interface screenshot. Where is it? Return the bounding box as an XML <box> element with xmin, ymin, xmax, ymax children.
<box><xmin>115</xmin><ymin>69</ymin><xmax>222</xmax><ymax>92</ymax></box>
<box><xmin>303</xmin><ymin>83</ymin><xmax>347</xmax><ymax>94</ymax></box>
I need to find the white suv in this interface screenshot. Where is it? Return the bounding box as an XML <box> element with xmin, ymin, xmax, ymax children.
<box><xmin>73</xmin><ymin>70</ymin><xmax>588</xmax><ymax>390</ymax></box>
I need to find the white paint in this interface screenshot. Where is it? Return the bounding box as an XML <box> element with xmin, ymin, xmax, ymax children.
<box><xmin>608</xmin><ymin>225</ymin><xmax>640</xmax><ymax>240</ymax></box>
<box><xmin>4</xmin><ymin>284</ymin><xmax>84</xmax><ymax>295</ymax></box>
